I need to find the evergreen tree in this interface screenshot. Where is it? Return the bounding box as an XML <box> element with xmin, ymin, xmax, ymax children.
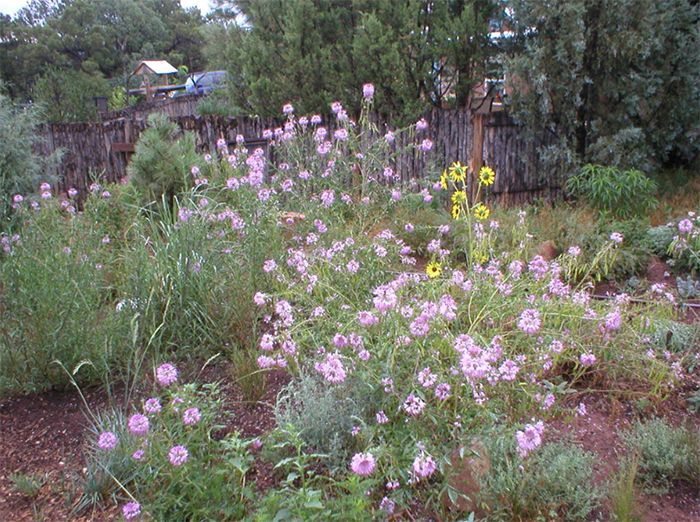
<box><xmin>215</xmin><ymin>0</ymin><xmax>496</xmax><ymax>122</ymax></box>
<box><xmin>506</xmin><ymin>0</ymin><xmax>700</xmax><ymax>173</ymax></box>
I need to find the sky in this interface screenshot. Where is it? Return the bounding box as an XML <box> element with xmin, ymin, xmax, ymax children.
<box><xmin>0</xmin><ymin>0</ymin><xmax>214</xmax><ymax>16</ymax></box>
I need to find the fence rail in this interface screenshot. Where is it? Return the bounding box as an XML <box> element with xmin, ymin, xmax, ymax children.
<box><xmin>35</xmin><ymin>105</ymin><xmax>563</xmax><ymax>205</ymax></box>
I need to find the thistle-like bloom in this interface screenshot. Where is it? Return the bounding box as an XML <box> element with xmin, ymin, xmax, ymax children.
<box><xmin>402</xmin><ymin>393</ymin><xmax>426</xmax><ymax>416</ymax></box>
<box><xmin>122</xmin><ymin>501</ymin><xmax>141</xmax><ymax>520</ymax></box>
<box><xmin>128</xmin><ymin>414</ymin><xmax>149</xmax><ymax>436</ymax></box>
<box><xmin>168</xmin><ymin>445</ymin><xmax>189</xmax><ymax>466</ymax></box>
<box><xmin>98</xmin><ymin>431</ymin><xmax>118</xmax><ymax>451</ymax></box>
<box><xmin>412</xmin><ymin>453</ymin><xmax>437</xmax><ymax>479</ymax></box>
<box><xmin>350</xmin><ymin>452</ymin><xmax>376</xmax><ymax>476</ymax></box>
<box><xmin>183</xmin><ymin>407</ymin><xmax>201</xmax><ymax>426</ymax></box>
<box><xmin>362</xmin><ymin>83</ymin><xmax>375</xmax><ymax>100</ymax></box>
<box><xmin>143</xmin><ymin>398</ymin><xmax>161</xmax><ymax>414</ymax></box>
<box><xmin>156</xmin><ymin>363</ymin><xmax>178</xmax><ymax>386</ymax></box>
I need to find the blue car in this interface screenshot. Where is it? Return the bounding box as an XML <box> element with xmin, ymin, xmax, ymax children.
<box><xmin>185</xmin><ymin>71</ymin><xmax>228</xmax><ymax>95</ymax></box>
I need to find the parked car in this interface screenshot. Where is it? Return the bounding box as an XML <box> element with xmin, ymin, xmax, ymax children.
<box><xmin>185</xmin><ymin>71</ymin><xmax>228</xmax><ymax>95</ymax></box>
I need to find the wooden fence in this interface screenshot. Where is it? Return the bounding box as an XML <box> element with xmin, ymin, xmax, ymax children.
<box><xmin>35</xmin><ymin>106</ymin><xmax>563</xmax><ymax>205</ymax></box>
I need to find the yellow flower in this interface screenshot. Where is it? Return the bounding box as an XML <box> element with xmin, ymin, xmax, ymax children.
<box><xmin>477</xmin><ymin>253</ymin><xmax>488</xmax><ymax>264</ymax></box>
<box><xmin>473</xmin><ymin>202</ymin><xmax>490</xmax><ymax>221</ymax></box>
<box><xmin>448</xmin><ymin>162</ymin><xmax>467</xmax><ymax>183</ymax></box>
<box><xmin>451</xmin><ymin>203</ymin><xmax>462</xmax><ymax>220</ymax></box>
<box><xmin>426</xmin><ymin>261</ymin><xmax>442</xmax><ymax>279</ymax></box>
<box><xmin>478</xmin><ymin>166</ymin><xmax>495</xmax><ymax>186</ymax></box>
<box><xmin>439</xmin><ymin>170</ymin><xmax>448</xmax><ymax>190</ymax></box>
<box><xmin>450</xmin><ymin>190</ymin><xmax>467</xmax><ymax>205</ymax></box>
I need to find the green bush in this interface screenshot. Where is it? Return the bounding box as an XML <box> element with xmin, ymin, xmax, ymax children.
<box><xmin>566</xmin><ymin>164</ymin><xmax>658</xmax><ymax>219</ymax></box>
<box><xmin>127</xmin><ymin>113</ymin><xmax>199</xmax><ymax>206</ymax></box>
<box><xmin>0</xmin><ymin>92</ymin><xmax>57</xmax><ymax>225</ymax></box>
<box><xmin>622</xmin><ymin>418</ymin><xmax>700</xmax><ymax>493</ymax></box>
<box><xmin>275</xmin><ymin>373</ymin><xmax>378</xmax><ymax>468</ymax></box>
<box><xmin>479</xmin><ymin>436</ymin><xmax>601</xmax><ymax>521</ymax></box>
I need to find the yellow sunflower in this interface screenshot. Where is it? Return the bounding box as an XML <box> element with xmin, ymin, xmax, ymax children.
<box><xmin>473</xmin><ymin>202</ymin><xmax>490</xmax><ymax>221</ymax></box>
<box><xmin>426</xmin><ymin>261</ymin><xmax>442</xmax><ymax>279</ymax></box>
<box><xmin>451</xmin><ymin>203</ymin><xmax>462</xmax><ymax>220</ymax></box>
<box><xmin>478</xmin><ymin>166</ymin><xmax>495</xmax><ymax>186</ymax></box>
<box><xmin>439</xmin><ymin>170</ymin><xmax>448</xmax><ymax>190</ymax></box>
<box><xmin>448</xmin><ymin>161</ymin><xmax>467</xmax><ymax>183</ymax></box>
<box><xmin>450</xmin><ymin>190</ymin><xmax>467</xmax><ymax>205</ymax></box>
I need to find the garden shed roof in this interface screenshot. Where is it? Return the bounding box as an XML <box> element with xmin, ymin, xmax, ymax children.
<box><xmin>132</xmin><ymin>60</ymin><xmax>178</xmax><ymax>76</ymax></box>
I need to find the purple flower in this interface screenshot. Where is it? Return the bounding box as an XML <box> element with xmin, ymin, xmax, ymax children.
<box><xmin>143</xmin><ymin>398</ymin><xmax>161</xmax><ymax>414</ymax></box>
<box><xmin>362</xmin><ymin>83</ymin><xmax>375</xmax><ymax>100</ymax></box>
<box><xmin>580</xmin><ymin>352</ymin><xmax>596</xmax><ymax>366</ymax></box>
<box><xmin>314</xmin><ymin>353</ymin><xmax>346</xmax><ymax>383</ymax></box>
<box><xmin>402</xmin><ymin>393</ymin><xmax>426</xmax><ymax>416</ymax></box>
<box><xmin>97</xmin><ymin>431</ymin><xmax>118</xmax><ymax>451</ymax></box>
<box><xmin>350</xmin><ymin>452</ymin><xmax>376</xmax><ymax>476</ymax></box>
<box><xmin>434</xmin><ymin>383</ymin><xmax>451</xmax><ymax>401</ymax></box>
<box><xmin>679</xmin><ymin>219</ymin><xmax>694</xmax><ymax>234</ymax></box>
<box><xmin>282</xmin><ymin>103</ymin><xmax>294</xmax><ymax>115</ymax></box>
<box><xmin>168</xmin><ymin>445</ymin><xmax>189</xmax><ymax>466</ymax></box>
<box><xmin>122</xmin><ymin>501</ymin><xmax>141</xmax><ymax>520</ymax></box>
<box><xmin>415</xmin><ymin>118</ymin><xmax>428</xmax><ymax>131</ymax></box>
<box><xmin>412</xmin><ymin>453</ymin><xmax>436</xmax><ymax>479</ymax></box>
<box><xmin>128</xmin><ymin>414</ymin><xmax>149</xmax><ymax>436</ymax></box>
<box><xmin>132</xmin><ymin>449</ymin><xmax>145</xmax><ymax>461</ymax></box>
<box><xmin>376</xmin><ymin>410</ymin><xmax>389</xmax><ymax>424</ymax></box>
<box><xmin>516</xmin><ymin>421</ymin><xmax>545</xmax><ymax>458</ymax></box>
<box><xmin>518</xmin><ymin>308</ymin><xmax>542</xmax><ymax>335</ymax></box>
<box><xmin>183</xmin><ymin>407</ymin><xmax>201</xmax><ymax>426</ymax></box>
<box><xmin>384</xmin><ymin>131</ymin><xmax>395</xmax><ymax>143</ymax></box>
<box><xmin>419</xmin><ymin>138</ymin><xmax>433</xmax><ymax>152</ymax></box>
<box><xmin>610</xmin><ymin>232</ymin><xmax>624</xmax><ymax>244</ymax></box>
<box><xmin>310</xmin><ymin>114</ymin><xmax>322</xmax><ymax>125</ymax></box>
<box><xmin>12</xmin><ymin>194</ymin><xmax>23</xmax><ymax>204</ymax></box>
<box><xmin>156</xmin><ymin>363</ymin><xmax>178</xmax><ymax>386</ymax></box>
<box><xmin>379</xmin><ymin>496</ymin><xmax>395</xmax><ymax>514</ymax></box>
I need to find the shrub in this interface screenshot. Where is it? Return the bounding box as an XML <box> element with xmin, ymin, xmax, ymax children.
<box><xmin>566</xmin><ymin>164</ymin><xmax>658</xmax><ymax>219</ymax></box>
<box><xmin>478</xmin><ymin>436</ymin><xmax>601</xmax><ymax>521</ymax></box>
<box><xmin>275</xmin><ymin>373</ymin><xmax>378</xmax><ymax>468</ymax></box>
<box><xmin>622</xmin><ymin>418</ymin><xmax>700</xmax><ymax>493</ymax></box>
<box><xmin>0</xmin><ymin>92</ymin><xmax>57</xmax><ymax>225</ymax></box>
<box><xmin>127</xmin><ymin>113</ymin><xmax>199</xmax><ymax>206</ymax></box>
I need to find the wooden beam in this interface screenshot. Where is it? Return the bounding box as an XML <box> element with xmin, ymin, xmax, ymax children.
<box><xmin>111</xmin><ymin>142</ymin><xmax>135</xmax><ymax>153</ymax></box>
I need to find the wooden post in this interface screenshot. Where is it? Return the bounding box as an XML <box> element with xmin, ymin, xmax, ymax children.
<box><xmin>470</xmin><ymin>111</ymin><xmax>485</xmax><ymax>202</ymax></box>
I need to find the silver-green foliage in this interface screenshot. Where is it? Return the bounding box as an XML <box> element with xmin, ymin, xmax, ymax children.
<box><xmin>0</xmin><ymin>92</ymin><xmax>56</xmax><ymax>224</ymax></box>
<box><xmin>275</xmin><ymin>373</ymin><xmax>377</xmax><ymax>468</ymax></box>
<box><xmin>623</xmin><ymin>418</ymin><xmax>700</xmax><ymax>494</ymax></box>
<box><xmin>479</xmin><ymin>436</ymin><xmax>601</xmax><ymax>521</ymax></box>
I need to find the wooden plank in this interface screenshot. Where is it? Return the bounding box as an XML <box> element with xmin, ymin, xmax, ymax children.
<box><xmin>111</xmin><ymin>142</ymin><xmax>135</xmax><ymax>153</ymax></box>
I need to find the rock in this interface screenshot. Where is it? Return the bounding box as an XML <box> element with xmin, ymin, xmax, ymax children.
<box><xmin>537</xmin><ymin>240</ymin><xmax>559</xmax><ymax>261</ymax></box>
<box><xmin>441</xmin><ymin>440</ymin><xmax>491</xmax><ymax>515</ymax></box>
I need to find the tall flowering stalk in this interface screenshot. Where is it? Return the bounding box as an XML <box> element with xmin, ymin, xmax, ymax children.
<box><xmin>438</xmin><ymin>162</ymin><xmax>496</xmax><ymax>266</ymax></box>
